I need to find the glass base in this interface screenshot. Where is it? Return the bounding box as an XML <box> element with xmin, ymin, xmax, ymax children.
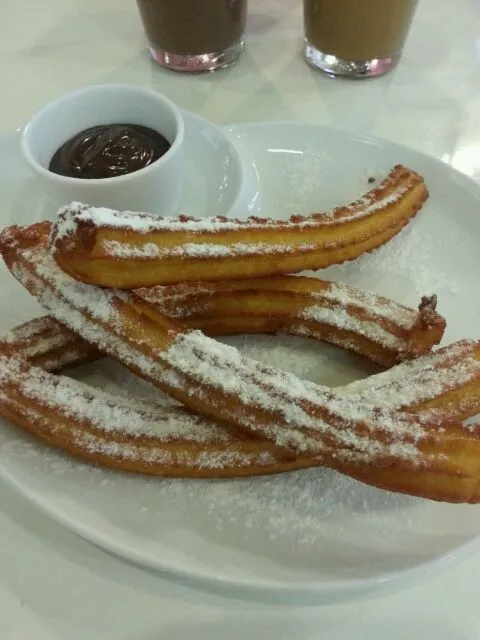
<box><xmin>304</xmin><ymin>40</ymin><xmax>400</xmax><ymax>78</ymax></box>
<box><xmin>149</xmin><ymin>40</ymin><xmax>244</xmax><ymax>73</ymax></box>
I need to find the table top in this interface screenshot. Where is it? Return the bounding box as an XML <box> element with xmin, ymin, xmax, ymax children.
<box><xmin>1</xmin><ymin>0</ymin><xmax>480</xmax><ymax>637</ymax></box>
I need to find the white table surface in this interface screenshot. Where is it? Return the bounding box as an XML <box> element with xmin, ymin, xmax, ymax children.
<box><xmin>1</xmin><ymin>0</ymin><xmax>480</xmax><ymax>637</ymax></box>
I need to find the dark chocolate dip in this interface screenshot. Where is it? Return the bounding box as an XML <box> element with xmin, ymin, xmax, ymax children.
<box><xmin>49</xmin><ymin>123</ymin><xmax>171</xmax><ymax>179</ymax></box>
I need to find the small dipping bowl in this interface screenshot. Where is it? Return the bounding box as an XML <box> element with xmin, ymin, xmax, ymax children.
<box><xmin>21</xmin><ymin>84</ymin><xmax>185</xmax><ymax>216</ymax></box>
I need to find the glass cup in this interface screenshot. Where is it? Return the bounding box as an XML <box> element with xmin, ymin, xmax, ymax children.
<box><xmin>136</xmin><ymin>0</ymin><xmax>247</xmax><ymax>72</ymax></box>
<box><xmin>303</xmin><ymin>0</ymin><xmax>419</xmax><ymax>78</ymax></box>
<box><xmin>21</xmin><ymin>84</ymin><xmax>185</xmax><ymax>216</ymax></box>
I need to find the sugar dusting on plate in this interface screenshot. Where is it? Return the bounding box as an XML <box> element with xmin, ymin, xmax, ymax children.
<box><xmin>331</xmin><ymin>224</ymin><xmax>457</xmax><ymax>300</ymax></box>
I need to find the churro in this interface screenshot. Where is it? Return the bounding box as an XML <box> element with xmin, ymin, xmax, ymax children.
<box><xmin>3</xmin><ymin>222</ymin><xmax>480</xmax><ymax>501</ymax></box>
<box><xmin>50</xmin><ymin>165</ymin><xmax>428</xmax><ymax>288</ymax></box>
<box><xmin>0</xmin><ymin>344</ymin><xmax>315</xmax><ymax>477</ymax></box>
<box><xmin>136</xmin><ymin>276</ymin><xmax>445</xmax><ymax>367</ymax></box>
<box><xmin>2</xmin><ymin>223</ymin><xmax>478</xmax><ymax>478</ymax></box>
<box><xmin>4</xmin><ymin>313</ymin><xmax>480</xmax><ymax>500</ymax></box>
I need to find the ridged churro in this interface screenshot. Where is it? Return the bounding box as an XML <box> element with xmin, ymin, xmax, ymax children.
<box><xmin>136</xmin><ymin>276</ymin><xmax>445</xmax><ymax>367</ymax></box>
<box><xmin>2</xmin><ymin>220</ymin><xmax>480</xmax><ymax>501</ymax></box>
<box><xmin>0</xmin><ymin>344</ymin><xmax>315</xmax><ymax>477</ymax></box>
<box><xmin>50</xmin><ymin>165</ymin><xmax>428</xmax><ymax>288</ymax></box>
<box><xmin>2</xmin><ymin>223</ymin><xmax>479</xmax><ymax>479</ymax></box>
<box><xmin>3</xmin><ymin>312</ymin><xmax>480</xmax><ymax>500</ymax></box>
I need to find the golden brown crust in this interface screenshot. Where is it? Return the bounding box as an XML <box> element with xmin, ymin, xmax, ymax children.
<box><xmin>51</xmin><ymin>165</ymin><xmax>429</xmax><ymax>288</ymax></box>
<box><xmin>4</xmin><ymin>228</ymin><xmax>448</xmax><ymax>368</ymax></box>
<box><xmin>0</xmin><ymin>229</ymin><xmax>426</xmax><ymax>466</ymax></box>
<box><xmin>11</xmin><ymin>316</ymin><xmax>480</xmax><ymax>429</ymax></box>
<box><xmin>3</xmin><ymin>316</ymin><xmax>480</xmax><ymax>500</ymax></box>
<box><xmin>3</xmin><ymin>222</ymin><xmax>480</xmax><ymax>502</ymax></box>
<box><xmin>135</xmin><ymin>275</ymin><xmax>445</xmax><ymax>367</ymax></box>
<box><xmin>332</xmin><ymin>463</ymin><xmax>480</xmax><ymax>504</ymax></box>
<box><xmin>0</xmin><ymin>343</ymin><xmax>316</xmax><ymax>478</ymax></box>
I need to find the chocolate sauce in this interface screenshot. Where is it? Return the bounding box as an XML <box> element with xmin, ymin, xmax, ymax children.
<box><xmin>49</xmin><ymin>124</ymin><xmax>171</xmax><ymax>179</ymax></box>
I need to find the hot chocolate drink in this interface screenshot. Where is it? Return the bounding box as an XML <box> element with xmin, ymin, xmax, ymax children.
<box><xmin>136</xmin><ymin>0</ymin><xmax>247</xmax><ymax>71</ymax></box>
<box><xmin>303</xmin><ymin>0</ymin><xmax>418</xmax><ymax>77</ymax></box>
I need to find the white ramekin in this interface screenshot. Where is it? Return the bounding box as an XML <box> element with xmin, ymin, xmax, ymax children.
<box><xmin>21</xmin><ymin>83</ymin><xmax>185</xmax><ymax>216</ymax></box>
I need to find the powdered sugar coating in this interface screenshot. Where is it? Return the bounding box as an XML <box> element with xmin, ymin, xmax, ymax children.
<box><xmin>54</xmin><ymin>173</ymin><xmax>411</xmax><ymax>238</ymax></box>
<box><xmin>5</xmin><ymin>328</ymin><xmax>72</xmax><ymax>358</ymax></box>
<box><xmin>9</xmin><ymin>243</ymin><xmax>427</xmax><ymax>466</ymax></box>
<box><xmin>300</xmin><ymin>305</ymin><xmax>403</xmax><ymax>351</ymax></box>
<box><xmin>320</xmin><ymin>282</ymin><xmax>417</xmax><ymax>330</ymax></box>
<box><xmin>2</xmin><ymin>391</ymin><xmax>276</xmax><ymax>471</ymax></box>
<box><xmin>103</xmin><ymin>240</ymin><xmax>318</xmax><ymax>259</ymax></box>
<box><xmin>342</xmin><ymin>340</ymin><xmax>480</xmax><ymax>412</ymax></box>
<box><xmin>0</xmin><ymin>351</ymin><xmax>233</xmax><ymax>444</ymax></box>
<box><xmin>135</xmin><ymin>278</ymin><xmax>440</xmax><ymax>357</ymax></box>
<box><xmin>3</xmin><ymin>304</ymin><xmax>480</xmax><ymax>480</ymax></box>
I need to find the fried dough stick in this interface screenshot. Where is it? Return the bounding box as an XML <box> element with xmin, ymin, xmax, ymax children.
<box><xmin>136</xmin><ymin>276</ymin><xmax>445</xmax><ymax>367</ymax></box>
<box><xmin>3</xmin><ymin>317</ymin><xmax>480</xmax><ymax>501</ymax></box>
<box><xmin>2</xmin><ymin>223</ymin><xmax>480</xmax><ymax>492</ymax></box>
<box><xmin>0</xmin><ymin>344</ymin><xmax>315</xmax><ymax>477</ymax></box>
<box><xmin>51</xmin><ymin>165</ymin><xmax>428</xmax><ymax>288</ymax></box>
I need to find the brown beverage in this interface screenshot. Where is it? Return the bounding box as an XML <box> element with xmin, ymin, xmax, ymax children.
<box><xmin>136</xmin><ymin>0</ymin><xmax>247</xmax><ymax>71</ymax></box>
<box><xmin>304</xmin><ymin>0</ymin><xmax>418</xmax><ymax>76</ymax></box>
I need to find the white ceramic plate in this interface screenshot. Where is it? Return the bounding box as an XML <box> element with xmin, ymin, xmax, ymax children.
<box><xmin>0</xmin><ymin>116</ymin><xmax>479</xmax><ymax>600</ymax></box>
